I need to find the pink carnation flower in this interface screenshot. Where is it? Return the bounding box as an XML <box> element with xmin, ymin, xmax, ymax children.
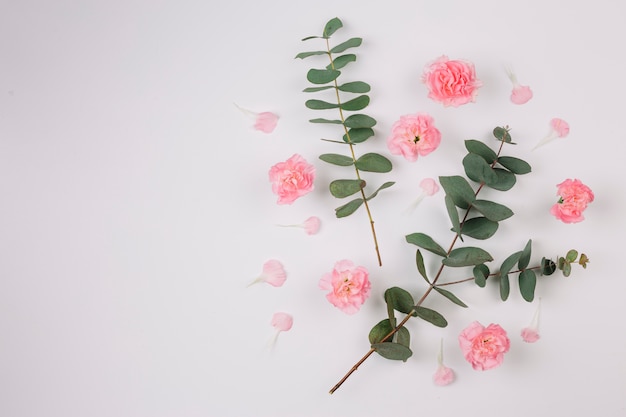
<box><xmin>269</xmin><ymin>154</ymin><xmax>315</xmax><ymax>205</ymax></box>
<box><xmin>422</xmin><ymin>55</ymin><xmax>482</xmax><ymax>107</ymax></box>
<box><xmin>550</xmin><ymin>178</ymin><xmax>594</xmax><ymax>224</ymax></box>
<box><xmin>319</xmin><ymin>260</ymin><xmax>371</xmax><ymax>315</ymax></box>
<box><xmin>459</xmin><ymin>321</ymin><xmax>510</xmax><ymax>371</ymax></box>
<box><xmin>387</xmin><ymin>113</ymin><xmax>441</xmax><ymax>162</ymax></box>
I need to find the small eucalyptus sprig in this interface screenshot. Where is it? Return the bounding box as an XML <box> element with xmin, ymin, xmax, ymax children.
<box><xmin>328</xmin><ymin>126</ymin><xmax>589</xmax><ymax>394</ymax></box>
<box><xmin>296</xmin><ymin>17</ymin><xmax>394</xmax><ymax>266</ymax></box>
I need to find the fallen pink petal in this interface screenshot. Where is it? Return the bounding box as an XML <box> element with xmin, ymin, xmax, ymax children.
<box><xmin>521</xmin><ymin>299</ymin><xmax>542</xmax><ymax>343</ymax></box>
<box><xmin>420</xmin><ymin>178</ymin><xmax>440</xmax><ymax>196</ymax></box>
<box><xmin>277</xmin><ymin>216</ymin><xmax>321</xmax><ymax>235</ymax></box>
<box><xmin>505</xmin><ymin>67</ymin><xmax>533</xmax><ymax>105</ymax></box>
<box><xmin>533</xmin><ymin>117</ymin><xmax>570</xmax><ymax>150</ymax></box>
<box><xmin>234</xmin><ymin>103</ymin><xmax>279</xmax><ymax>133</ymax></box>
<box><xmin>271</xmin><ymin>312</ymin><xmax>293</xmax><ymax>332</ymax></box>
<box><xmin>248</xmin><ymin>259</ymin><xmax>287</xmax><ymax>287</ymax></box>
<box><xmin>433</xmin><ymin>339</ymin><xmax>455</xmax><ymax>386</ymax></box>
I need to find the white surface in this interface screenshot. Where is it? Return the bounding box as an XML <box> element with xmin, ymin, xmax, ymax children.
<box><xmin>1</xmin><ymin>1</ymin><xmax>625</xmax><ymax>416</ymax></box>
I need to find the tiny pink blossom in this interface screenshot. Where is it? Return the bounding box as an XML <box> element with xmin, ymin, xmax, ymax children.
<box><xmin>319</xmin><ymin>260</ymin><xmax>371</xmax><ymax>315</ymax></box>
<box><xmin>550</xmin><ymin>178</ymin><xmax>594</xmax><ymax>223</ymax></box>
<box><xmin>248</xmin><ymin>259</ymin><xmax>287</xmax><ymax>287</ymax></box>
<box><xmin>254</xmin><ymin>111</ymin><xmax>279</xmax><ymax>133</ymax></box>
<box><xmin>422</xmin><ymin>55</ymin><xmax>482</xmax><ymax>107</ymax></box>
<box><xmin>505</xmin><ymin>67</ymin><xmax>533</xmax><ymax>105</ymax></box>
<box><xmin>387</xmin><ymin>113</ymin><xmax>441</xmax><ymax>162</ymax></box>
<box><xmin>270</xmin><ymin>312</ymin><xmax>293</xmax><ymax>332</ymax></box>
<box><xmin>433</xmin><ymin>339</ymin><xmax>455</xmax><ymax>386</ymax></box>
<box><xmin>235</xmin><ymin>103</ymin><xmax>279</xmax><ymax>134</ymax></box>
<box><xmin>459</xmin><ymin>321</ymin><xmax>510</xmax><ymax>371</ymax></box>
<box><xmin>269</xmin><ymin>154</ymin><xmax>315</xmax><ymax>205</ymax></box>
<box><xmin>521</xmin><ymin>299</ymin><xmax>542</xmax><ymax>343</ymax></box>
<box><xmin>533</xmin><ymin>118</ymin><xmax>570</xmax><ymax>150</ymax></box>
<box><xmin>277</xmin><ymin>216</ymin><xmax>321</xmax><ymax>235</ymax></box>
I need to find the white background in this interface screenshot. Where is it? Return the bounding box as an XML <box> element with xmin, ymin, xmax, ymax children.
<box><xmin>1</xmin><ymin>1</ymin><xmax>625</xmax><ymax>416</ymax></box>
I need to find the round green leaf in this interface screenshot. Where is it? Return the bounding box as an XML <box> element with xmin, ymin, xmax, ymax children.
<box><xmin>519</xmin><ymin>269</ymin><xmax>536</xmax><ymax>302</ymax></box>
<box><xmin>328</xmin><ymin>54</ymin><xmax>356</xmax><ymax>70</ymax></box>
<box><xmin>471</xmin><ymin>200</ymin><xmax>514</xmax><ymax>222</ymax></box>
<box><xmin>335</xmin><ymin>198</ymin><xmax>363</xmax><ymax>218</ymax></box>
<box><xmin>329</xmin><ymin>179</ymin><xmax>365</xmax><ymax>198</ymax></box>
<box><xmin>307</xmin><ymin>68</ymin><xmax>340</xmax><ymax>85</ymax></box>
<box><xmin>497</xmin><ymin>156</ymin><xmax>531</xmax><ymax>175</ymax></box>
<box><xmin>541</xmin><ymin>257</ymin><xmax>556</xmax><ymax>275</ymax></box>
<box><xmin>323</xmin><ymin>17</ymin><xmax>343</xmax><ymax>37</ymax></box>
<box><xmin>330</xmin><ymin>37</ymin><xmax>362</xmax><ymax>53</ymax></box>
<box><xmin>368</xmin><ymin>319</ymin><xmax>394</xmax><ymax>344</ymax></box>
<box><xmin>372</xmin><ymin>342</ymin><xmax>413</xmax><ymax>362</ymax></box>
<box><xmin>463</xmin><ymin>153</ymin><xmax>498</xmax><ymax>185</ymax></box>
<box><xmin>443</xmin><ymin>247</ymin><xmax>494</xmax><ymax>267</ymax></box>
<box><xmin>344</xmin><ymin>127</ymin><xmax>374</xmax><ymax>143</ymax></box>
<box><xmin>319</xmin><ymin>153</ymin><xmax>354</xmax><ymax>166</ymax></box>
<box><xmin>460</xmin><ymin>217</ymin><xmax>499</xmax><ymax>240</ymax></box>
<box><xmin>355</xmin><ymin>153</ymin><xmax>392</xmax><ymax>173</ymax></box>
<box><xmin>384</xmin><ymin>287</ymin><xmax>417</xmax><ymax>316</ymax></box>
<box><xmin>338</xmin><ymin>81</ymin><xmax>371</xmax><ymax>93</ymax></box>
<box><xmin>344</xmin><ymin>114</ymin><xmax>376</xmax><ymax>128</ymax></box>
<box><xmin>465</xmin><ymin>139</ymin><xmax>497</xmax><ymax>163</ymax></box>
<box><xmin>305</xmin><ymin>99</ymin><xmax>338</xmax><ymax>110</ymax></box>
<box><xmin>473</xmin><ymin>264</ymin><xmax>489</xmax><ymax>287</ymax></box>
<box><xmin>485</xmin><ymin>168</ymin><xmax>516</xmax><ymax>191</ymax></box>
<box><xmin>340</xmin><ymin>95</ymin><xmax>370</xmax><ymax>111</ymax></box>
<box><xmin>493</xmin><ymin>126</ymin><xmax>512</xmax><ymax>143</ymax></box>
<box><xmin>439</xmin><ymin>176</ymin><xmax>476</xmax><ymax>209</ymax></box>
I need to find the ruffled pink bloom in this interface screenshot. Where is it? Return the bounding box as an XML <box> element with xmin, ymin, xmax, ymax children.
<box><xmin>459</xmin><ymin>321</ymin><xmax>510</xmax><ymax>371</ymax></box>
<box><xmin>278</xmin><ymin>216</ymin><xmax>321</xmax><ymax>235</ymax></box>
<box><xmin>422</xmin><ymin>55</ymin><xmax>482</xmax><ymax>107</ymax></box>
<box><xmin>269</xmin><ymin>154</ymin><xmax>315</xmax><ymax>205</ymax></box>
<box><xmin>387</xmin><ymin>113</ymin><xmax>441</xmax><ymax>162</ymax></box>
<box><xmin>521</xmin><ymin>299</ymin><xmax>542</xmax><ymax>343</ymax></box>
<box><xmin>533</xmin><ymin>118</ymin><xmax>570</xmax><ymax>150</ymax></box>
<box><xmin>319</xmin><ymin>260</ymin><xmax>371</xmax><ymax>315</ymax></box>
<box><xmin>235</xmin><ymin>103</ymin><xmax>279</xmax><ymax>133</ymax></box>
<box><xmin>550</xmin><ymin>178</ymin><xmax>594</xmax><ymax>223</ymax></box>
<box><xmin>248</xmin><ymin>259</ymin><xmax>287</xmax><ymax>287</ymax></box>
<box><xmin>505</xmin><ymin>67</ymin><xmax>533</xmax><ymax>105</ymax></box>
<box><xmin>433</xmin><ymin>339</ymin><xmax>455</xmax><ymax>386</ymax></box>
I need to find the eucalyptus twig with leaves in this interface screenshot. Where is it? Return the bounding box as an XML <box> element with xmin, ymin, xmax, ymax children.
<box><xmin>328</xmin><ymin>127</ymin><xmax>589</xmax><ymax>394</ymax></box>
<box><xmin>296</xmin><ymin>17</ymin><xmax>394</xmax><ymax>266</ymax></box>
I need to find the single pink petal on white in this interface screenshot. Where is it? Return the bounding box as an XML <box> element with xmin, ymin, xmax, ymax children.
<box><xmin>433</xmin><ymin>338</ymin><xmax>455</xmax><ymax>386</ymax></box>
<box><xmin>521</xmin><ymin>298</ymin><xmax>541</xmax><ymax>343</ymax></box>
<box><xmin>247</xmin><ymin>259</ymin><xmax>287</xmax><ymax>287</ymax></box>
<box><xmin>533</xmin><ymin>118</ymin><xmax>570</xmax><ymax>150</ymax></box>
<box><xmin>234</xmin><ymin>103</ymin><xmax>279</xmax><ymax>133</ymax></box>
<box><xmin>277</xmin><ymin>216</ymin><xmax>321</xmax><ymax>235</ymax></box>
<box><xmin>268</xmin><ymin>312</ymin><xmax>293</xmax><ymax>349</ymax></box>
<box><xmin>406</xmin><ymin>178</ymin><xmax>440</xmax><ymax>214</ymax></box>
<box><xmin>505</xmin><ymin>66</ymin><xmax>533</xmax><ymax>105</ymax></box>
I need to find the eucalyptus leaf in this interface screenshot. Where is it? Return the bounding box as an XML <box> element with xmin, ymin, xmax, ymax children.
<box><xmin>385</xmin><ymin>287</ymin><xmax>417</xmax><ymax>316</ymax></box>
<box><xmin>344</xmin><ymin>114</ymin><xmax>376</xmax><ymax>128</ymax></box>
<box><xmin>434</xmin><ymin>287</ymin><xmax>468</xmax><ymax>308</ymax></box>
<box><xmin>329</xmin><ymin>179</ymin><xmax>365</xmax><ymax>198</ymax></box>
<box><xmin>518</xmin><ymin>269</ymin><xmax>536</xmax><ymax>302</ymax></box>
<box><xmin>518</xmin><ymin>239</ymin><xmax>532</xmax><ymax>270</ymax></box>
<box><xmin>344</xmin><ymin>127</ymin><xmax>374</xmax><ymax>143</ymax></box>
<box><xmin>319</xmin><ymin>153</ymin><xmax>354</xmax><ymax>166</ymax></box>
<box><xmin>500</xmin><ymin>274</ymin><xmax>510</xmax><ymax>301</ymax></box>
<box><xmin>330</xmin><ymin>37</ymin><xmax>362</xmax><ymax>53</ymax></box>
<box><xmin>366</xmin><ymin>181</ymin><xmax>394</xmax><ymax>201</ymax></box>
<box><xmin>497</xmin><ymin>156</ymin><xmax>531</xmax><ymax>175</ymax></box>
<box><xmin>439</xmin><ymin>176</ymin><xmax>476</xmax><ymax>209</ymax></box>
<box><xmin>368</xmin><ymin>319</ymin><xmax>394</xmax><ymax>344</ymax></box>
<box><xmin>443</xmin><ymin>247</ymin><xmax>493</xmax><ymax>267</ymax></box>
<box><xmin>465</xmin><ymin>139</ymin><xmax>497</xmax><ymax>163</ymax></box>
<box><xmin>414</xmin><ymin>306</ymin><xmax>448</xmax><ymax>328</ymax></box>
<box><xmin>395</xmin><ymin>327</ymin><xmax>411</xmax><ymax>347</ymax></box>
<box><xmin>541</xmin><ymin>257</ymin><xmax>556</xmax><ymax>275</ymax></box>
<box><xmin>493</xmin><ymin>126</ymin><xmax>512</xmax><ymax>143</ymax></box>
<box><xmin>335</xmin><ymin>198</ymin><xmax>363</xmax><ymax>218</ymax></box>
<box><xmin>338</xmin><ymin>81</ymin><xmax>371</xmax><ymax>93</ymax></box>
<box><xmin>471</xmin><ymin>200</ymin><xmax>514</xmax><ymax>222</ymax></box>
<box><xmin>415</xmin><ymin>250</ymin><xmax>430</xmax><ymax>284</ymax></box>
<box><xmin>459</xmin><ymin>217</ymin><xmax>499</xmax><ymax>240</ymax></box>
<box><xmin>463</xmin><ymin>153</ymin><xmax>498</xmax><ymax>185</ymax></box>
<box><xmin>302</xmin><ymin>86</ymin><xmax>335</xmax><ymax>93</ymax></box>
<box><xmin>355</xmin><ymin>153</ymin><xmax>392</xmax><ymax>173</ymax></box>
<box><xmin>473</xmin><ymin>264</ymin><xmax>489</xmax><ymax>287</ymax></box>
<box><xmin>566</xmin><ymin>249</ymin><xmax>578</xmax><ymax>262</ymax></box>
<box><xmin>328</xmin><ymin>54</ymin><xmax>356</xmax><ymax>70</ymax></box>
<box><xmin>323</xmin><ymin>17</ymin><xmax>343</xmax><ymax>38</ymax></box>
<box><xmin>306</xmin><ymin>68</ymin><xmax>340</xmax><ymax>85</ymax></box>
<box><xmin>372</xmin><ymin>342</ymin><xmax>413</xmax><ymax>362</ymax></box>
<box><xmin>305</xmin><ymin>99</ymin><xmax>338</xmax><ymax>110</ymax></box>
<box><xmin>405</xmin><ymin>233</ymin><xmax>448</xmax><ymax>258</ymax></box>
<box><xmin>340</xmin><ymin>95</ymin><xmax>370</xmax><ymax>111</ymax></box>
<box><xmin>295</xmin><ymin>50</ymin><xmax>328</xmax><ymax>59</ymax></box>
<box><xmin>309</xmin><ymin>118</ymin><xmax>342</xmax><ymax>124</ymax></box>
<box><xmin>500</xmin><ymin>251</ymin><xmax>522</xmax><ymax>277</ymax></box>
<box><xmin>445</xmin><ymin>195</ymin><xmax>462</xmax><ymax>239</ymax></box>
<box><xmin>485</xmin><ymin>168</ymin><xmax>516</xmax><ymax>191</ymax></box>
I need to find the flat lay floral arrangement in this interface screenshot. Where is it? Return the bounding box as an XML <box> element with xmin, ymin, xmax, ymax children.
<box><xmin>241</xmin><ymin>17</ymin><xmax>594</xmax><ymax>393</ymax></box>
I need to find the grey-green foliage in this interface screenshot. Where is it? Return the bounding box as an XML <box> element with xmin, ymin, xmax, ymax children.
<box><xmin>296</xmin><ymin>17</ymin><xmax>394</xmax><ymax>219</ymax></box>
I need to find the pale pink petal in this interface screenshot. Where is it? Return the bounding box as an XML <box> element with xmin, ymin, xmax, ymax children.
<box><xmin>302</xmin><ymin>216</ymin><xmax>321</xmax><ymax>235</ymax></box>
<box><xmin>522</xmin><ymin>299</ymin><xmax>541</xmax><ymax>343</ymax></box>
<box><xmin>433</xmin><ymin>365</ymin><xmax>455</xmax><ymax>386</ymax></box>
<box><xmin>270</xmin><ymin>312</ymin><xmax>293</xmax><ymax>332</ymax></box>
<box><xmin>248</xmin><ymin>259</ymin><xmax>287</xmax><ymax>287</ymax></box>
<box><xmin>419</xmin><ymin>178</ymin><xmax>440</xmax><ymax>196</ymax></box>
<box><xmin>511</xmin><ymin>85</ymin><xmax>533</xmax><ymax>104</ymax></box>
<box><xmin>254</xmin><ymin>112</ymin><xmax>279</xmax><ymax>133</ymax></box>
<box><xmin>550</xmin><ymin>118</ymin><xmax>570</xmax><ymax>137</ymax></box>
